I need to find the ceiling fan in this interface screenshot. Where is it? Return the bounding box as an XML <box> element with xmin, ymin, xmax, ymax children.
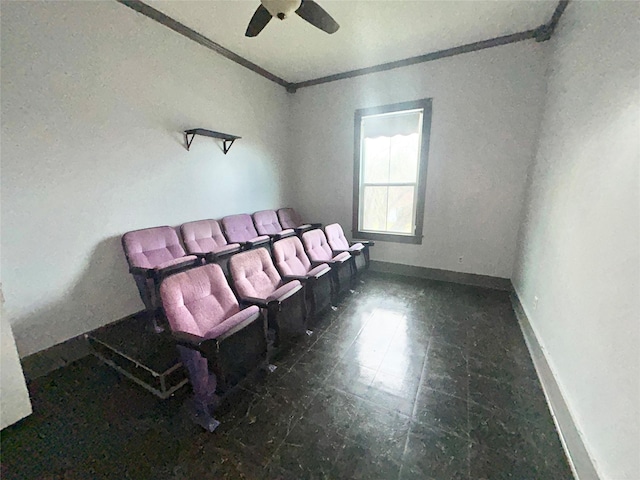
<box><xmin>245</xmin><ymin>0</ymin><xmax>340</xmax><ymax>37</ymax></box>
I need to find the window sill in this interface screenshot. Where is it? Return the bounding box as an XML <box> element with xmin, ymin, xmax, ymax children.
<box><xmin>353</xmin><ymin>230</ymin><xmax>423</xmax><ymax>245</ymax></box>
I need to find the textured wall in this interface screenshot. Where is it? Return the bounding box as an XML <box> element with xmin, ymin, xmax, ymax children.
<box><xmin>288</xmin><ymin>41</ymin><xmax>548</xmax><ymax>278</ymax></box>
<box><xmin>513</xmin><ymin>2</ymin><xmax>640</xmax><ymax>478</ymax></box>
<box><xmin>1</xmin><ymin>1</ymin><xmax>291</xmax><ymax>356</ymax></box>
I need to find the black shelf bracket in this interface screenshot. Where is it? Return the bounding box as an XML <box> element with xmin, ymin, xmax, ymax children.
<box><xmin>184</xmin><ymin>128</ymin><xmax>241</xmax><ymax>155</ymax></box>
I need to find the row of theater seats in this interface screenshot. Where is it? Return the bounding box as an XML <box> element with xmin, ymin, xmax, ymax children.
<box><xmin>120</xmin><ymin>208</ymin><xmax>374</xmax><ymax>431</ymax></box>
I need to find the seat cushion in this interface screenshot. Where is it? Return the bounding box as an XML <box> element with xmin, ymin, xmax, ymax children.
<box><xmin>180</xmin><ymin>219</ymin><xmax>229</xmax><ymax>254</ymax></box>
<box><xmin>123</xmin><ymin>226</ymin><xmax>186</xmax><ymax>269</ymax></box>
<box><xmin>203</xmin><ymin>305</ymin><xmax>260</xmax><ymax>339</ymax></box>
<box><xmin>266</xmin><ymin>280</ymin><xmax>302</xmax><ymax>302</ymax></box>
<box><xmin>155</xmin><ymin>255</ymin><xmax>198</xmax><ymax>270</ymax></box>
<box><xmin>229</xmin><ymin>248</ymin><xmax>282</xmax><ymax>299</ymax></box>
<box><xmin>222</xmin><ymin>214</ymin><xmax>261</xmax><ymax>243</ymax></box>
<box><xmin>325</xmin><ymin>223</ymin><xmax>351</xmax><ymax>251</ymax></box>
<box><xmin>253</xmin><ymin>210</ymin><xmax>285</xmax><ymax>236</ymax></box>
<box><xmin>160</xmin><ymin>263</ymin><xmax>241</xmax><ymax>337</ymax></box>
<box><xmin>273</xmin><ymin>236</ymin><xmax>313</xmax><ymax>277</ymax></box>
<box><xmin>302</xmin><ymin>229</ymin><xmax>334</xmax><ymax>263</ymax></box>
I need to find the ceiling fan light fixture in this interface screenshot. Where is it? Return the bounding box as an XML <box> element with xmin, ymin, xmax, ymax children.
<box><xmin>261</xmin><ymin>0</ymin><xmax>302</xmax><ymax>20</ymax></box>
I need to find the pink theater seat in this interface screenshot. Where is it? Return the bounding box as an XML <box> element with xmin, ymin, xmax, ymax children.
<box><xmin>221</xmin><ymin>214</ymin><xmax>270</xmax><ymax>250</ymax></box>
<box><xmin>302</xmin><ymin>229</ymin><xmax>354</xmax><ymax>299</ymax></box>
<box><xmin>160</xmin><ymin>263</ymin><xmax>267</xmax><ymax>432</ymax></box>
<box><xmin>276</xmin><ymin>207</ymin><xmax>322</xmax><ymax>236</ymax></box>
<box><xmin>122</xmin><ymin>226</ymin><xmax>201</xmax><ymax>332</ymax></box>
<box><xmin>324</xmin><ymin>223</ymin><xmax>374</xmax><ymax>273</ymax></box>
<box><xmin>252</xmin><ymin>209</ymin><xmax>296</xmax><ymax>241</ymax></box>
<box><xmin>272</xmin><ymin>236</ymin><xmax>333</xmax><ymax>323</ymax></box>
<box><xmin>180</xmin><ymin>219</ymin><xmax>241</xmax><ymax>276</ymax></box>
<box><xmin>229</xmin><ymin>248</ymin><xmax>306</xmax><ymax>346</ymax></box>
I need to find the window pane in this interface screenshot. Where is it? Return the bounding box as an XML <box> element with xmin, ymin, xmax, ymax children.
<box><xmin>362</xmin><ymin>186</ymin><xmax>388</xmax><ymax>232</ymax></box>
<box><xmin>386</xmin><ymin>186</ymin><xmax>415</xmax><ymax>234</ymax></box>
<box><xmin>389</xmin><ymin>133</ymin><xmax>420</xmax><ymax>183</ymax></box>
<box><xmin>362</xmin><ymin>137</ymin><xmax>390</xmax><ymax>184</ymax></box>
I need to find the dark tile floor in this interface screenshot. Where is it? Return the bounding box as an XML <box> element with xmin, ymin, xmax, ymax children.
<box><xmin>1</xmin><ymin>273</ymin><xmax>573</xmax><ymax>479</ymax></box>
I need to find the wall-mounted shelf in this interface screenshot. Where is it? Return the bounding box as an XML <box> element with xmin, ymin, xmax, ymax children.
<box><xmin>184</xmin><ymin>128</ymin><xmax>241</xmax><ymax>155</ymax></box>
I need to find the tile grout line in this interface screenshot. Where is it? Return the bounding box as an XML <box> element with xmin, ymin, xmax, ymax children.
<box><xmin>398</xmin><ymin>321</ymin><xmax>436</xmax><ymax>480</ymax></box>
<box><xmin>262</xmin><ymin>290</ymin><xmax>367</xmax><ymax>474</ymax></box>
<box><xmin>466</xmin><ymin>329</ymin><xmax>472</xmax><ymax>480</ymax></box>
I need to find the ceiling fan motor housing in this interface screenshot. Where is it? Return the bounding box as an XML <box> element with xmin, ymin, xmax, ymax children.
<box><xmin>261</xmin><ymin>0</ymin><xmax>302</xmax><ymax>19</ymax></box>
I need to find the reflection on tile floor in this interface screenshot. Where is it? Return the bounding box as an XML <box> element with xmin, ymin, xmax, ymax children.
<box><xmin>1</xmin><ymin>272</ymin><xmax>574</xmax><ymax>479</ymax></box>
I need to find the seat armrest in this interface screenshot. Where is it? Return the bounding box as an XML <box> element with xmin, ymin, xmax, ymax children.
<box><xmin>332</xmin><ymin>249</ymin><xmax>360</xmax><ymax>256</ymax></box>
<box><xmin>271</xmin><ymin>283</ymin><xmax>303</xmax><ymax>303</ymax></box>
<box><xmin>353</xmin><ymin>240</ymin><xmax>374</xmax><ymax>247</ymax></box>
<box><xmin>312</xmin><ymin>267</ymin><xmax>331</xmax><ymax>280</ymax></box>
<box><xmin>155</xmin><ymin>256</ymin><xmax>201</xmax><ymax>280</ymax></box>
<box><xmin>293</xmin><ymin>226</ymin><xmax>313</xmax><ymax>235</ymax></box>
<box><xmin>206</xmin><ymin>245</ymin><xmax>242</xmax><ymax>262</ymax></box>
<box><xmin>282</xmin><ymin>275</ymin><xmax>310</xmax><ymax>282</ymax></box>
<box><xmin>237</xmin><ymin>242</ymin><xmax>252</xmax><ymax>251</ymax></box>
<box><xmin>325</xmin><ymin>257</ymin><xmax>349</xmax><ymax>266</ymax></box>
<box><xmin>172</xmin><ymin>331</ymin><xmax>220</xmax><ymax>360</ymax></box>
<box><xmin>246</xmin><ymin>237</ymin><xmax>271</xmax><ymax>248</ymax></box>
<box><xmin>239</xmin><ymin>296</ymin><xmax>269</xmax><ymax>308</ymax></box>
<box><xmin>215</xmin><ymin>309</ymin><xmax>262</xmax><ymax>342</ymax></box>
<box><xmin>310</xmin><ymin>223</ymin><xmax>322</xmax><ymax>229</ymax></box>
<box><xmin>129</xmin><ymin>266</ymin><xmax>154</xmax><ymax>278</ymax></box>
<box><xmin>172</xmin><ymin>330</ymin><xmax>207</xmax><ymax>347</ymax></box>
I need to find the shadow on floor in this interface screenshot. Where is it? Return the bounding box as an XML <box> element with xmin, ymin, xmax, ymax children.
<box><xmin>1</xmin><ymin>272</ymin><xmax>574</xmax><ymax>480</ymax></box>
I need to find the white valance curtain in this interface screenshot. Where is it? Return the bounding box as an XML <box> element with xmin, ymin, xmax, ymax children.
<box><xmin>361</xmin><ymin>110</ymin><xmax>422</xmax><ymax>139</ymax></box>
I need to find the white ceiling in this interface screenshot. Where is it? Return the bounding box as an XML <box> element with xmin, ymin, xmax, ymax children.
<box><xmin>149</xmin><ymin>0</ymin><xmax>557</xmax><ymax>83</ymax></box>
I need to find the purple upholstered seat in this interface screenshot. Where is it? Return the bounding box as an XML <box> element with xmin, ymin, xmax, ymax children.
<box><xmin>277</xmin><ymin>208</ymin><xmax>322</xmax><ymax>235</ymax></box>
<box><xmin>252</xmin><ymin>210</ymin><xmax>295</xmax><ymax>240</ymax></box>
<box><xmin>180</xmin><ymin>219</ymin><xmax>241</xmax><ymax>271</ymax></box>
<box><xmin>160</xmin><ymin>263</ymin><xmax>266</xmax><ymax>432</ymax></box>
<box><xmin>122</xmin><ymin>226</ymin><xmax>200</xmax><ymax>332</ymax></box>
<box><xmin>181</xmin><ymin>219</ymin><xmax>241</xmax><ymax>257</ymax></box>
<box><xmin>273</xmin><ymin>236</ymin><xmax>333</xmax><ymax>320</ymax></box>
<box><xmin>302</xmin><ymin>229</ymin><xmax>354</xmax><ymax>298</ymax></box>
<box><xmin>325</xmin><ymin>223</ymin><xmax>374</xmax><ymax>272</ymax></box>
<box><xmin>229</xmin><ymin>248</ymin><xmax>306</xmax><ymax>344</ymax></box>
<box><xmin>221</xmin><ymin>214</ymin><xmax>270</xmax><ymax>250</ymax></box>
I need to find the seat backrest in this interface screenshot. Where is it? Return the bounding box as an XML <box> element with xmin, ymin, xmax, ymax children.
<box><xmin>160</xmin><ymin>263</ymin><xmax>240</xmax><ymax>337</ymax></box>
<box><xmin>301</xmin><ymin>229</ymin><xmax>333</xmax><ymax>263</ymax></box>
<box><xmin>229</xmin><ymin>248</ymin><xmax>282</xmax><ymax>300</ymax></box>
<box><xmin>277</xmin><ymin>208</ymin><xmax>303</xmax><ymax>229</ymax></box>
<box><xmin>180</xmin><ymin>219</ymin><xmax>228</xmax><ymax>254</ymax></box>
<box><xmin>122</xmin><ymin>226</ymin><xmax>186</xmax><ymax>269</ymax></box>
<box><xmin>253</xmin><ymin>210</ymin><xmax>283</xmax><ymax>236</ymax></box>
<box><xmin>325</xmin><ymin>223</ymin><xmax>350</xmax><ymax>251</ymax></box>
<box><xmin>222</xmin><ymin>214</ymin><xmax>260</xmax><ymax>243</ymax></box>
<box><xmin>273</xmin><ymin>236</ymin><xmax>312</xmax><ymax>277</ymax></box>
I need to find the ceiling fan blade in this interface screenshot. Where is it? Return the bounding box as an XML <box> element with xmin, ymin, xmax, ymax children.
<box><xmin>295</xmin><ymin>0</ymin><xmax>339</xmax><ymax>34</ymax></box>
<box><xmin>245</xmin><ymin>4</ymin><xmax>272</xmax><ymax>37</ymax></box>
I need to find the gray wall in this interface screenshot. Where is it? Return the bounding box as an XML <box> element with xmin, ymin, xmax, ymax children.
<box><xmin>513</xmin><ymin>2</ymin><xmax>640</xmax><ymax>479</ymax></box>
<box><xmin>1</xmin><ymin>1</ymin><xmax>291</xmax><ymax>357</ymax></box>
<box><xmin>288</xmin><ymin>41</ymin><xmax>548</xmax><ymax>279</ymax></box>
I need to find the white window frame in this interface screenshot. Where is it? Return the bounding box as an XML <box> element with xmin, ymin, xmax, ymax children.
<box><xmin>352</xmin><ymin>99</ymin><xmax>433</xmax><ymax>244</ymax></box>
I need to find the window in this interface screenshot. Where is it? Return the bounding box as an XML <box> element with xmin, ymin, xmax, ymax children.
<box><xmin>353</xmin><ymin>99</ymin><xmax>432</xmax><ymax>244</ymax></box>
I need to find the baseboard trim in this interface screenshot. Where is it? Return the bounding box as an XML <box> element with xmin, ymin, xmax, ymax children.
<box><xmin>511</xmin><ymin>290</ymin><xmax>600</xmax><ymax>480</ymax></box>
<box><xmin>369</xmin><ymin>260</ymin><xmax>512</xmax><ymax>291</ymax></box>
